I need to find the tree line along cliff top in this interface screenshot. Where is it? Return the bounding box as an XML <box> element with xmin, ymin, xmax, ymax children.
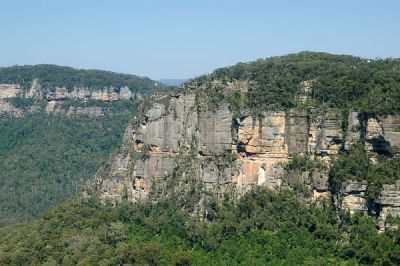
<box><xmin>2</xmin><ymin>52</ymin><xmax>399</xmax><ymax>115</ymax></box>
<box><xmin>190</xmin><ymin>52</ymin><xmax>400</xmax><ymax>115</ymax></box>
<box><xmin>0</xmin><ymin>64</ymin><xmax>162</xmax><ymax>92</ymax></box>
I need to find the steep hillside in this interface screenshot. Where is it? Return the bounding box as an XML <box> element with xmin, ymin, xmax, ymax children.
<box><xmin>0</xmin><ymin>64</ymin><xmax>164</xmax><ymax>117</ymax></box>
<box><xmin>0</xmin><ymin>65</ymin><xmax>164</xmax><ymax>225</ymax></box>
<box><xmin>0</xmin><ymin>101</ymin><xmax>136</xmax><ymax>226</ymax></box>
<box><xmin>89</xmin><ymin>52</ymin><xmax>400</xmax><ymax>232</ymax></box>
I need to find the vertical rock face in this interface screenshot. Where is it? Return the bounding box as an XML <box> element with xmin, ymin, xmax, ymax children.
<box><xmin>364</xmin><ymin>116</ymin><xmax>400</xmax><ymax>156</ymax></box>
<box><xmin>365</xmin><ymin>117</ymin><xmax>390</xmax><ymax>156</ymax></box>
<box><xmin>0</xmin><ymin>100</ymin><xmax>23</xmax><ymax>116</ymax></box>
<box><xmin>119</xmin><ymin>86</ymin><xmax>132</xmax><ymax>100</ymax></box>
<box><xmin>66</xmin><ymin>106</ymin><xmax>104</xmax><ymax>117</ymax></box>
<box><xmin>344</xmin><ymin>110</ymin><xmax>361</xmax><ymax>151</ymax></box>
<box><xmin>88</xmin><ymin>86</ymin><xmax>400</xmax><ymax>231</ymax></box>
<box><xmin>376</xmin><ymin>181</ymin><xmax>400</xmax><ymax>232</ymax></box>
<box><xmin>235</xmin><ymin>111</ymin><xmax>289</xmax><ymax>190</ymax></box>
<box><xmin>308</xmin><ymin>109</ymin><xmax>343</xmax><ymax>159</ymax></box>
<box><xmin>198</xmin><ymin>104</ymin><xmax>232</xmax><ymax>155</ymax></box>
<box><xmin>379</xmin><ymin>115</ymin><xmax>400</xmax><ymax>154</ymax></box>
<box><xmin>0</xmin><ymin>79</ymin><xmax>137</xmax><ymax>102</ymax></box>
<box><xmin>138</xmin><ymin>94</ymin><xmax>197</xmax><ymax>152</ymax></box>
<box><xmin>0</xmin><ymin>84</ymin><xmax>21</xmax><ymax>98</ymax></box>
<box><xmin>26</xmin><ymin>78</ymin><xmax>43</xmax><ymax>99</ymax></box>
<box><xmin>0</xmin><ymin>79</ymin><xmax>137</xmax><ymax>116</ymax></box>
<box><xmin>286</xmin><ymin>109</ymin><xmax>309</xmax><ymax>155</ymax></box>
<box><xmin>305</xmin><ymin>109</ymin><xmax>343</xmax><ymax>194</ymax></box>
<box><xmin>237</xmin><ymin>111</ymin><xmax>287</xmax><ymax>155</ymax></box>
<box><xmin>70</xmin><ymin>88</ymin><xmax>91</xmax><ymax>100</ymax></box>
<box><xmin>338</xmin><ymin>181</ymin><xmax>368</xmax><ymax>215</ymax></box>
<box><xmin>297</xmin><ymin>79</ymin><xmax>314</xmax><ymax>103</ymax></box>
<box><xmin>89</xmin><ymin>92</ymin><xmax>349</xmax><ymax>204</ymax></box>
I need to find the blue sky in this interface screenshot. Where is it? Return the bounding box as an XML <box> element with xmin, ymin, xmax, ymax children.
<box><xmin>1</xmin><ymin>0</ymin><xmax>399</xmax><ymax>79</ymax></box>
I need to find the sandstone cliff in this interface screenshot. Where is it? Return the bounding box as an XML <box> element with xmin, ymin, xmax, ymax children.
<box><xmin>87</xmin><ymin>79</ymin><xmax>400</xmax><ymax>231</ymax></box>
<box><xmin>0</xmin><ymin>79</ymin><xmax>143</xmax><ymax>117</ymax></box>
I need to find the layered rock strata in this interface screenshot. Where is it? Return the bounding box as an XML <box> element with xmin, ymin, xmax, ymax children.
<box><xmin>88</xmin><ymin>84</ymin><xmax>400</xmax><ymax>230</ymax></box>
<box><xmin>0</xmin><ymin>82</ymin><xmax>135</xmax><ymax>101</ymax></box>
<box><xmin>89</xmin><ymin>93</ymin><xmax>353</xmax><ymax>202</ymax></box>
<box><xmin>0</xmin><ymin>80</ymin><xmax>140</xmax><ymax>117</ymax></box>
<box><xmin>376</xmin><ymin>181</ymin><xmax>400</xmax><ymax>232</ymax></box>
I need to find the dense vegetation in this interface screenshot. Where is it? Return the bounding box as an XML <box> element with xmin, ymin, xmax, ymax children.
<box><xmin>1</xmin><ymin>52</ymin><xmax>400</xmax><ymax>265</ymax></box>
<box><xmin>0</xmin><ymin>64</ymin><xmax>161</xmax><ymax>92</ymax></box>
<box><xmin>0</xmin><ymin>188</ymin><xmax>399</xmax><ymax>265</ymax></box>
<box><xmin>196</xmin><ymin>52</ymin><xmax>400</xmax><ymax>115</ymax></box>
<box><xmin>329</xmin><ymin>143</ymin><xmax>400</xmax><ymax>204</ymax></box>
<box><xmin>0</xmin><ymin>100</ymin><xmax>135</xmax><ymax>226</ymax></box>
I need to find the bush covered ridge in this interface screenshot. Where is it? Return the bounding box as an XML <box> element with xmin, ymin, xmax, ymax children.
<box><xmin>193</xmin><ymin>52</ymin><xmax>400</xmax><ymax>115</ymax></box>
<box><xmin>0</xmin><ymin>64</ymin><xmax>160</xmax><ymax>91</ymax></box>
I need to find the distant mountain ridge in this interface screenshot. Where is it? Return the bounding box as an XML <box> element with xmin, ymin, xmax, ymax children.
<box><xmin>0</xmin><ymin>64</ymin><xmax>165</xmax><ymax>117</ymax></box>
<box><xmin>0</xmin><ymin>64</ymin><xmax>161</xmax><ymax>91</ymax></box>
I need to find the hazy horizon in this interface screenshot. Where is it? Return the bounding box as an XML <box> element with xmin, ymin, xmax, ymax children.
<box><xmin>1</xmin><ymin>0</ymin><xmax>400</xmax><ymax>79</ymax></box>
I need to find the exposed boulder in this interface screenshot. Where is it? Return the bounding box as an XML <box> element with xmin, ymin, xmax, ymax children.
<box><xmin>344</xmin><ymin>110</ymin><xmax>361</xmax><ymax>151</ymax></box>
<box><xmin>0</xmin><ymin>100</ymin><xmax>23</xmax><ymax>116</ymax></box>
<box><xmin>376</xmin><ymin>181</ymin><xmax>400</xmax><ymax>232</ymax></box>
<box><xmin>26</xmin><ymin>78</ymin><xmax>43</xmax><ymax>99</ymax></box>
<box><xmin>118</xmin><ymin>86</ymin><xmax>132</xmax><ymax>100</ymax></box>
<box><xmin>0</xmin><ymin>84</ymin><xmax>22</xmax><ymax>98</ymax></box>
<box><xmin>365</xmin><ymin>117</ymin><xmax>391</xmax><ymax>156</ymax></box>
<box><xmin>339</xmin><ymin>180</ymin><xmax>368</xmax><ymax>215</ymax></box>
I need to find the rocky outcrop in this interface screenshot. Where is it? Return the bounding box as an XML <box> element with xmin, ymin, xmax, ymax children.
<box><xmin>46</xmin><ymin>86</ymin><xmax>133</xmax><ymax>102</ymax></box>
<box><xmin>43</xmin><ymin>101</ymin><xmax>106</xmax><ymax>117</ymax></box>
<box><xmin>89</xmin><ymin>92</ymin><xmax>349</xmax><ymax>204</ymax></box>
<box><xmin>308</xmin><ymin>109</ymin><xmax>343</xmax><ymax>159</ymax></box>
<box><xmin>297</xmin><ymin>79</ymin><xmax>314</xmax><ymax>103</ymax></box>
<box><xmin>118</xmin><ymin>86</ymin><xmax>133</xmax><ymax>100</ymax></box>
<box><xmin>286</xmin><ymin>109</ymin><xmax>309</xmax><ymax>155</ymax></box>
<box><xmin>0</xmin><ymin>84</ymin><xmax>22</xmax><ymax>99</ymax></box>
<box><xmin>379</xmin><ymin>116</ymin><xmax>400</xmax><ymax>154</ymax></box>
<box><xmin>137</xmin><ymin>94</ymin><xmax>198</xmax><ymax>153</ymax></box>
<box><xmin>0</xmin><ymin>100</ymin><xmax>23</xmax><ymax>116</ymax></box>
<box><xmin>344</xmin><ymin>110</ymin><xmax>361</xmax><ymax>151</ymax></box>
<box><xmin>87</xmin><ymin>82</ymin><xmax>400</xmax><ymax>231</ymax></box>
<box><xmin>376</xmin><ymin>181</ymin><xmax>400</xmax><ymax>232</ymax></box>
<box><xmin>365</xmin><ymin>117</ymin><xmax>391</xmax><ymax>156</ymax></box>
<box><xmin>235</xmin><ymin>111</ymin><xmax>289</xmax><ymax>190</ymax></box>
<box><xmin>337</xmin><ymin>180</ymin><xmax>368</xmax><ymax>215</ymax></box>
<box><xmin>66</xmin><ymin>106</ymin><xmax>105</xmax><ymax>117</ymax></box>
<box><xmin>364</xmin><ymin>115</ymin><xmax>400</xmax><ymax>157</ymax></box>
<box><xmin>0</xmin><ymin>79</ymin><xmax>138</xmax><ymax>117</ymax></box>
<box><xmin>198</xmin><ymin>104</ymin><xmax>232</xmax><ymax>155</ymax></box>
<box><xmin>26</xmin><ymin>78</ymin><xmax>43</xmax><ymax>99</ymax></box>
